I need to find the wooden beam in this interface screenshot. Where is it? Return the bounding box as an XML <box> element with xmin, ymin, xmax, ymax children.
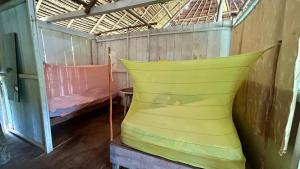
<box><xmin>161</xmin><ymin>4</ymin><xmax>172</xmax><ymax>18</ymax></box>
<box><xmin>111</xmin><ymin>12</ymin><xmax>128</xmax><ymax>30</ymax></box>
<box><xmin>42</xmin><ymin>0</ymin><xmax>172</xmax><ymax>22</ymax></box>
<box><xmin>67</xmin><ymin>5</ymin><xmax>84</xmax><ymax>28</ymax></box>
<box><xmin>36</xmin><ymin>0</ymin><xmax>43</xmax><ymax>12</ymax></box>
<box><xmin>90</xmin><ymin>14</ymin><xmax>107</xmax><ymax>34</ymax></box>
<box><xmin>125</xmin><ymin>9</ymin><xmax>150</xmax><ymax>27</ymax></box>
<box><xmin>37</xmin><ymin>20</ymin><xmax>95</xmax><ymax>39</ymax></box>
<box><xmin>233</xmin><ymin>0</ymin><xmax>259</xmax><ymax>26</ymax></box>
<box><xmin>197</xmin><ymin>0</ymin><xmax>208</xmax><ymax>23</ymax></box>
<box><xmin>175</xmin><ymin>11</ymin><xmax>235</xmax><ymax>21</ymax></box>
<box><xmin>205</xmin><ymin>0</ymin><xmax>213</xmax><ymax>22</ymax></box>
<box><xmin>133</xmin><ymin>6</ymin><xmax>151</xmax><ymax>25</ymax></box>
<box><xmin>96</xmin><ymin>22</ymin><xmax>157</xmax><ymax>35</ymax></box>
<box><xmin>216</xmin><ymin>0</ymin><xmax>224</xmax><ymax>21</ymax></box>
<box><xmin>163</xmin><ymin>0</ymin><xmax>191</xmax><ymax>28</ymax></box>
<box><xmin>188</xmin><ymin>0</ymin><xmax>204</xmax><ymax>25</ymax></box>
<box><xmin>110</xmin><ymin>139</ymin><xmax>194</xmax><ymax>169</ymax></box>
<box><xmin>181</xmin><ymin>0</ymin><xmax>199</xmax><ymax>22</ymax></box>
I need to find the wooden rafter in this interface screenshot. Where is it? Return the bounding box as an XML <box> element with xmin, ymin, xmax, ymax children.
<box><xmin>36</xmin><ymin>0</ymin><xmax>251</xmax><ymax>34</ymax></box>
<box><xmin>125</xmin><ymin>9</ymin><xmax>151</xmax><ymax>27</ymax></box>
<box><xmin>205</xmin><ymin>0</ymin><xmax>213</xmax><ymax>22</ymax></box>
<box><xmin>182</xmin><ymin>0</ymin><xmax>198</xmax><ymax>24</ymax></box>
<box><xmin>42</xmin><ymin>0</ymin><xmax>172</xmax><ymax>22</ymax></box>
<box><xmin>161</xmin><ymin>4</ymin><xmax>172</xmax><ymax>18</ymax></box>
<box><xmin>36</xmin><ymin>0</ymin><xmax>43</xmax><ymax>12</ymax></box>
<box><xmin>90</xmin><ymin>14</ymin><xmax>107</xmax><ymax>33</ymax></box>
<box><xmin>188</xmin><ymin>0</ymin><xmax>204</xmax><ymax>25</ymax></box>
<box><xmin>133</xmin><ymin>6</ymin><xmax>151</xmax><ymax>25</ymax></box>
<box><xmin>175</xmin><ymin>11</ymin><xmax>234</xmax><ymax>21</ymax></box>
<box><xmin>163</xmin><ymin>0</ymin><xmax>191</xmax><ymax>27</ymax></box>
<box><xmin>196</xmin><ymin>0</ymin><xmax>208</xmax><ymax>23</ymax></box>
<box><xmin>111</xmin><ymin>12</ymin><xmax>127</xmax><ymax>30</ymax></box>
<box><xmin>95</xmin><ymin>22</ymin><xmax>157</xmax><ymax>35</ymax></box>
<box><xmin>67</xmin><ymin>5</ymin><xmax>83</xmax><ymax>28</ymax></box>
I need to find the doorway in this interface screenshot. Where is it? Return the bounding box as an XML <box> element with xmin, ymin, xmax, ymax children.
<box><xmin>0</xmin><ymin>67</ymin><xmax>43</xmax><ymax>168</ymax></box>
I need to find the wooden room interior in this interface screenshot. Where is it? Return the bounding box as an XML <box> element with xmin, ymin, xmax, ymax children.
<box><xmin>0</xmin><ymin>0</ymin><xmax>299</xmax><ymax>169</ymax></box>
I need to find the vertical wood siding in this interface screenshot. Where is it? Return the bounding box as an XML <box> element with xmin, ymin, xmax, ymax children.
<box><xmin>96</xmin><ymin>21</ymin><xmax>232</xmax><ymax>90</ymax></box>
<box><xmin>39</xmin><ymin>28</ymin><xmax>92</xmax><ymax>65</ymax></box>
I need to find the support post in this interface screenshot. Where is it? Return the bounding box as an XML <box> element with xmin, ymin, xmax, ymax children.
<box><xmin>217</xmin><ymin>0</ymin><xmax>225</xmax><ymax>22</ymax></box>
<box><xmin>108</xmin><ymin>47</ymin><xmax>113</xmax><ymax>141</ymax></box>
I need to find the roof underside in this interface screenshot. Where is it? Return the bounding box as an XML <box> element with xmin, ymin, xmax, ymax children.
<box><xmin>35</xmin><ymin>0</ymin><xmax>254</xmax><ymax>35</ymax></box>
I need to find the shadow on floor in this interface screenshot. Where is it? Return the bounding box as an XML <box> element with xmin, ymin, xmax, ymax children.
<box><xmin>2</xmin><ymin>105</ymin><xmax>124</xmax><ymax>169</ymax></box>
<box><xmin>0</xmin><ymin>132</ymin><xmax>43</xmax><ymax>168</ymax></box>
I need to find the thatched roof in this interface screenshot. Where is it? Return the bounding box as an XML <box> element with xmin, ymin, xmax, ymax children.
<box><xmin>35</xmin><ymin>0</ymin><xmax>254</xmax><ymax>35</ymax></box>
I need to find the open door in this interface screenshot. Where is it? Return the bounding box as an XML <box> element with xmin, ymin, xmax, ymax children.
<box><xmin>0</xmin><ymin>33</ymin><xmax>18</xmax><ymax>132</ymax></box>
<box><xmin>0</xmin><ymin>0</ymin><xmax>53</xmax><ymax>153</ymax></box>
<box><xmin>0</xmin><ymin>33</ymin><xmax>19</xmax><ymax>101</ymax></box>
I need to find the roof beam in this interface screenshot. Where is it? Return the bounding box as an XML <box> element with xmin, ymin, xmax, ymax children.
<box><xmin>160</xmin><ymin>4</ymin><xmax>172</xmax><ymax>18</ymax></box>
<box><xmin>111</xmin><ymin>12</ymin><xmax>127</xmax><ymax>30</ymax></box>
<box><xmin>188</xmin><ymin>0</ymin><xmax>204</xmax><ymax>25</ymax></box>
<box><xmin>216</xmin><ymin>0</ymin><xmax>228</xmax><ymax>21</ymax></box>
<box><xmin>205</xmin><ymin>0</ymin><xmax>213</xmax><ymax>22</ymax></box>
<box><xmin>67</xmin><ymin>5</ymin><xmax>84</xmax><ymax>28</ymax></box>
<box><xmin>95</xmin><ymin>22</ymin><xmax>157</xmax><ymax>35</ymax></box>
<box><xmin>196</xmin><ymin>0</ymin><xmax>208</xmax><ymax>23</ymax></box>
<box><xmin>36</xmin><ymin>0</ymin><xmax>43</xmax><ymax>12</ymax></box>
<box><xmin>216</xmin><ymin>0</ymin><xmax>225</xmax><ymax>21</ymax></box>
<box><xmin>125</xmin><ymin>9</ymin><xmax>151</xmax><ymax>27</ymax></box>
<box><xmin>90</xmin><ymin>14</ymin><xmax>107</xmax><ymax>34</ymax></box>
<box><xmin>163</xmin><ymin>0</ymin><xmax>191</xmax><ymax>28</ymax></box>
<box><xmin>42</xmin><ymin>0</ymin><xmax>172</xmax><ymax>22</ymax></box>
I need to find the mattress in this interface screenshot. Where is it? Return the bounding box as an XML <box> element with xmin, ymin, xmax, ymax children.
<box><xmin>48</xmin><ymin>94</ymin><xmax>94</xmax><ymax>117</ymax></box>
<box><xmin>121</xmin><ymin>51</ymin><xmax>264</xmax><ymax>169</ymax></box>
<box><xmin>44</xmin><ymin>64</ymin><xmax>118</xmax><ymax>117</ymax></box>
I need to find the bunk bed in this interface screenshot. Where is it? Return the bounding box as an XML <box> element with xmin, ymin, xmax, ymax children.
<box><xmin>44</xmin><ymin>63</ymin><xmax>118</xmax><ymax>126</ymax></box>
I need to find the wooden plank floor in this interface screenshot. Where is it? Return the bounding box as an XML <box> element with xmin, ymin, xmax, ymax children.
<box><xmin>0</xmin><ymin>105</ymin><xmax>255</xmax><ymax>169</ymax></box>
<box><xmin>0</xmin><ymin>132</ymin><xmax>43</xmax><ymax>168</ymax></box>
<box><xmin>2</xmin><ymin>106</ymin><xmax>124</xmax><ymax>169</ymax></box>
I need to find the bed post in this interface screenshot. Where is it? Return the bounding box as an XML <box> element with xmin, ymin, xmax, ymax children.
<box><xmin>108</xmin><ymin>47</ymin><xmax>113</xmax><ymax>141</ymax></box>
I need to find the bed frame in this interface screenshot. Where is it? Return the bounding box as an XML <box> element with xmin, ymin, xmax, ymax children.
<box><xmin>110</xmin><ymin>137</ymin><xmax>198</xmax><ymax>169</ymax></box>
<box><xmin>107</xmin><ymin>47</ymin><xmax>199</xmax><ymax>169</ymax></box>
<box><xmin>49</xmin><ymin>47</ymin><xmax>120</xmax><ymax>126</ymax></box>
<box><xmin>50</xmin><ymin>96</ymin><xmax>120</xmax><ymax>126</ymax></box>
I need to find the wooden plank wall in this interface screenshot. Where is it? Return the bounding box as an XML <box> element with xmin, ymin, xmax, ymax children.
<box><xmin>96</xmin><ymin>21</ymin><xmax>232</xmax><ymax>90</ymax></box>
<box><xmin>231</xmin><ymin>0</ymin><xmax>300</xmax><ymax>169</ymax></box>
<box><xmin>0</xmin><ymin>2</ymin><xmax>44</xmax><ymax>147</ymax></box>
<box><xmin>39</xmin><ymin>28</ymin><xmax>92</xmax><ymax>65</ymax></box>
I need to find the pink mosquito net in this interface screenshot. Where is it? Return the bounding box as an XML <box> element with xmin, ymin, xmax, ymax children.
<box><xmin>44</xmin><ymin>64</ymin><xmax>118</xmax><ymax>117</ymax></box>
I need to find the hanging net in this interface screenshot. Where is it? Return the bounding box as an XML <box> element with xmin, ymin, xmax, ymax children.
<box><xmin>120</xmin><ymin>51</ymin><xmax>265</xmax><ymax>169</ymax></box>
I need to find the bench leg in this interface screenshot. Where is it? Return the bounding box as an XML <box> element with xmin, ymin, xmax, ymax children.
<box><xmin>112</xmin><ymin>163</ymin><xmax>120</xmax><ymax>169</ymax></box>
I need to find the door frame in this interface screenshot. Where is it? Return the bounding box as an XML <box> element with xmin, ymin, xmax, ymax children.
<box><xmin>26</xmin><ymin>0</ymin><xmax>53</xmax><ymax>153</ymax></box>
